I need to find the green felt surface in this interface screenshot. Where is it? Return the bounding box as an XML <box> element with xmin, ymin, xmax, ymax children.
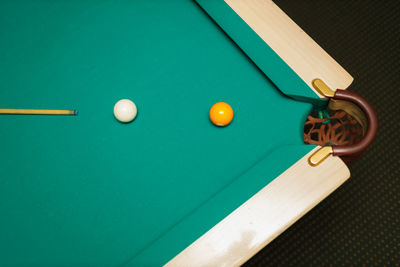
<box><xmin>0</xmin><ymin>0</ymin><xmax>315</xmax><ymax>266</ymax></box>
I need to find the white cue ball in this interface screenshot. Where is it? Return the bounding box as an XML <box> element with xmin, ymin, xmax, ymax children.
<box><xmin>113</xmin><ymin>99</ymin><xmax>137</xmax><ymax>123</ymax></box>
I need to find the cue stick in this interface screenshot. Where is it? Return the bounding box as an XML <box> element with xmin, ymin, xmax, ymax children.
<box><xmin>0</xmin><ymin>109</ymin><xmax>78</xmax><ymax>115</ymax></box>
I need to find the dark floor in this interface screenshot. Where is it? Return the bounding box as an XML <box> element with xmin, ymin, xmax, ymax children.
<box><xmin>245</xmin><ymin>1</ymin><xmax>399</xmax><ymax>266</ymax></box>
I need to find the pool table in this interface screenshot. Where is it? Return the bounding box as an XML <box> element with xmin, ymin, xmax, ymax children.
<box><xmin>0</xmin><ymin>0</ymin><xmax>374</xmax><ymax>266</ymax></box>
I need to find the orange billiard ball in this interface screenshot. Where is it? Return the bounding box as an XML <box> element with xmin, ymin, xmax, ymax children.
<box><xmin>209</xmin><ymin>102</ymin><xmax>234</xmax><ymax>127</ymax></box>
